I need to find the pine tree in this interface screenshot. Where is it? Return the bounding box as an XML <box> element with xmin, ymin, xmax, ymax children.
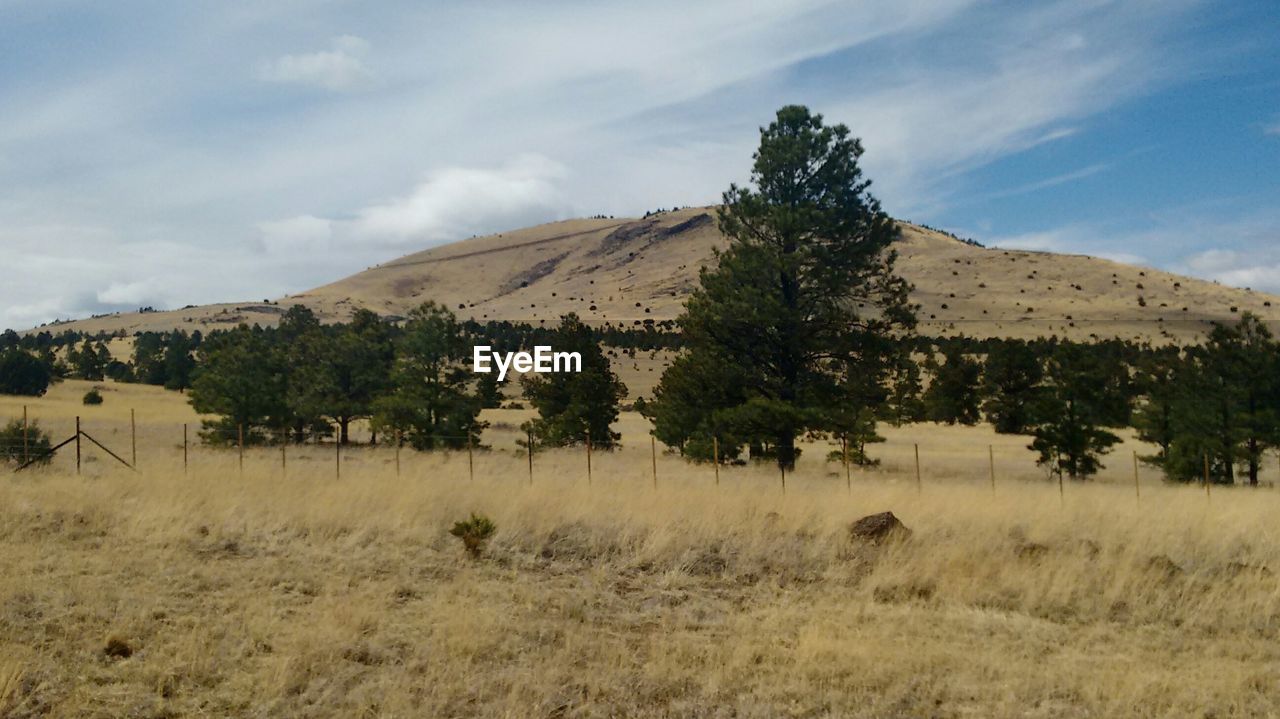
<box><xmin>646</xmin><ymin>105</ymin><xmax>914</xmax><ymax>470</ymax></box>
<box><xmin>924</xmin><ymin>346</ymin><xmax>982</xmax><ymax>425</ymax></box>
<box><xmin>189</xmin><ymin>325</ymin><xmax>288</xmax><ymax>444</ymax></box>
<box><xmin>981</xmin><ymin>340</ymin><xmax>1043</xmax><ymax>434</ymax></box>
<box><xmin>522</xmin><ymin>314</ymin><xmax>626</xmax><ymax>449</ymax></box>
<box><xmin>1131</xmin><ymin>347</ymin><xmax>1183</xmax><ymax>464</ymax></box>
<box><xmin>0</xmin><ymin>350</ymin><xmax>53</xmax><ymax>396</ymax></box>
<box><xmin>1028</xmin><ymin>344</ymin><xmax>1121</xmax><ymax>480</ymax></box>
<box><xmin>881</xmin><ymin>351</ymin><xmax>925</xmax><ymax>426</ymax></box>
<box><xmin>1163</xmin><ymin>315</ymin><xmax>1278</xmax><ymax>485</ymax></box>
<box><xmin>372</xmin><ymin>303</ymin><xmax>484</xmax><ymax>450</ymax></box>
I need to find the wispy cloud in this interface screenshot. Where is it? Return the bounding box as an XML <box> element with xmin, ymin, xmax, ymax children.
<box><xmin>258</xmin><ymin>35</ymin><xmax>372</xmax><ymax>91</ymax></box>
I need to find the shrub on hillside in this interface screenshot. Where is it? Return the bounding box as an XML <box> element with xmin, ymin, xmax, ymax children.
<box><xmin>83</xmin><ymin>388</ymin><xmax>104</xmax><ymax>405</ymax></box>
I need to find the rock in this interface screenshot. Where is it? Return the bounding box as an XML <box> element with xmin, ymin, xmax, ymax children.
<box><xmin>849</xmin><ymin>512</ymin><xmax>911</xmax><ymax>545</ymax></box>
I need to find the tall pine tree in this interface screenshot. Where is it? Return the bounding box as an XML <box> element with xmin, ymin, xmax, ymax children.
<box><xmin>646</xmin><ymin>105</ymin><xmax>914</xmax><ymax>470</ymax></box>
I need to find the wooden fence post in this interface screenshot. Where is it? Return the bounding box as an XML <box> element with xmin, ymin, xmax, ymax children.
<box><xmin>989</xmin><ymin>445</ymin><xmax>996</xmax><ymax>495</ymax></box>
<box><xmin>394</xmin><ymin>429</ymin><xmax>401</xmax><ymax>477</ymax></box>
<box><xmin>22</xmin><ymin>405</ymin><xmax>28</xmax><ymax>465</ymax></box>
<box><xmin>281</xmin><ymin>426</ymin><xmax>287</xmax><ymax>479</ymax></box>
<box><xmin>130</xmin><ymin>409</ymin><xmax>137</xmax><ymax>468</ymax></box>
<box><xmin>335</xmin><ymin>424</ymin><xmax>341</xmax><ymax>480</ymax></box>
<box><xmin>712</xmin><ymin>435</ymin><xmax>720</xmax><ymax>486</ymax></box>
<box><xmin>651</xmin><ymin>435</ymin><xmax>658</xmax><ymax>490</ymax></box>
<box><xmin>914</xmin><ymin>443</ymin><xmax>921</xmax><ymax>493</ymax></box>
<box><xmin>780</xmin><ymin>462</ymin><xmax>786</xmax><ymax>494</ymax></box>
<box><xmin>526</xmin><ymin>428</ymin><xmax>534</xmax><ymax>485</ymax></box>
<box><xmin>1204</xmin><ymin>453</ymin><xmax>1211</xmax><ymax>501</ymax></box>
<box><xmin>238</xmin><ymin>424</ymin><xmax>244</xmax><ymax>477</ymax></box>
<box><xmin>75</xmin><ymin>416</ymin><xmax>81</xmax><ymax>475</ymax></box>
<box><xmin>585</xmin><ymin>428</ymin><xmax>592</xmax><ymax>486</ymax></box>
<box><xmin>183</xmin><ymin>423</ymin><xmax>188</xmax><ymax>474</ymax></box>
<box><xmin>842</xmin><ymin>436</ymin><xmax>850</xmax><ymax>494</ymax></box>
<box><xmin>1133</xmin><ymin>450</ymin><xmax>1140</xmax><ymax>501</ymax></box>
<box><xmin>467</xmin><ymin>431</ymin><xmax>474</xmax><ymax>482</ymax></box>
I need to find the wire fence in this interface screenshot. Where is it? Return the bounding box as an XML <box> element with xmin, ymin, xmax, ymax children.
<box><xmin>5</xmin><ymin>407</ymin><xmax>1280</xmax><ymax>502</ymax></box>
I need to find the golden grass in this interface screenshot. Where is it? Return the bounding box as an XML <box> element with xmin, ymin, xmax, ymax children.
<box><xmin>4</xmin><ymin>382</ymin><xmax>1280</xmax><ymax>716</ymax></box>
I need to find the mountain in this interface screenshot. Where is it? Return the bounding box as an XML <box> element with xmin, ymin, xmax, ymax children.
<box><xmin>35</xmin><ymin>207</ymin><xmax>1280</xmax><ymax>343</ymax></box>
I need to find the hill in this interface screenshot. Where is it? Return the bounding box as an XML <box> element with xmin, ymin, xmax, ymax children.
<box><xmin>32</xmin><ymin>207</ymin><xmax>1280</xmax><ymax>343</ymax></box>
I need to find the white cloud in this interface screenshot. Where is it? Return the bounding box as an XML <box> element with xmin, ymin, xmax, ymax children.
<box><xmin>96</xmin><ymin>280</ymin><xmax>160</xmax><ymax>305</ymax></box>
<box><xmin>258</xmin><ymin>215</ymin><xmax>334</xmax><ymax>255</ymax></box>
<box><xmin>1183</xmin><ymin>248</ymin><xmax>1280</xmax><ymax>293</ymax></box>
<box><xmin>350</xmin><ymin>154</ymin><xmax>569</xmax><ymax>245</ymax></box>
<box><xmin>258</xmin><ymin>35</ymin><xmax>372</xmax><ymax>91</ymax></box>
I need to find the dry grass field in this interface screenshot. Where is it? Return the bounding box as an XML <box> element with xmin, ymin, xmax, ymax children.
<box><xmin>5</xmin><ymin>382</ymin><xmax>1280</xmax><ymax>717</ymax></box>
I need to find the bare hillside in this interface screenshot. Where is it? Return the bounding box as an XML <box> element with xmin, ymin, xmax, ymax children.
<box><xmin>36</xmin><ymin>207</ymin><xmax>1280</xmax><ymax>342</ymax></box>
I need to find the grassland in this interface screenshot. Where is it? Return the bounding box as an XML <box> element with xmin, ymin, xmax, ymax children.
<box><xmin>4</xmin><ymin>381</ymin><xmax>1280</xmax><ymax>717</ymax></box>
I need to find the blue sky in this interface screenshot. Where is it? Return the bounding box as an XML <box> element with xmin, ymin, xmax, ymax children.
<box><xmin>1</xmin><ymin>0</ymin><xmax>1277</xmax><ymax>330</ymax></box>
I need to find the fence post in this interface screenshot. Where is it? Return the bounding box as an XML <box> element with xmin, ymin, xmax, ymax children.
<box><xmin>130</xmin><ymin>408</ymin><xmax>137</xmax><ymax>468</ymax></box>
<box><xmin>335</xmin><ymin>424</ymin><xmax>341</xmax><ymax>480</ymax></box>
<box><xmin>989</xmin><ymin>445</ymin><xmax>996</xmax><ymax>495</ymax></box>
<box><xmin>585</xmin><ymin>428</ymin><xmax>592</xmax><ymax>486</ymax></box>
<box><xmin>712</xmin><ymin>436</ymin><xmax>720</xmax><ymax>486</ymax></box>
<box><xmin>842</xmin><ymin>436</ymin><xmax>850</xmax><ymax>494</ymax></box>
<box><xmin>526</xmin><ymin>428</ymin><xmax>534</xmax><ymax>485</ymax></box>
<box><xmin>780</xmin><ymin>462</ymin><xmax>786</xmax><ymax>494</ymax></box>
<box><xmin>1132</xmin><ymin>450</ymin><xmax>1140</xmax><ymax>501</ymax></box>
<box><xmin>467</xmin><ymin>431</ymin><xmax>474</xmax><ymax>482</ymax></box>
<box><xmin>183</xmin><ymin>423</ymin><xmax>188</xmax><ymax>475</ymax></box>
<box><xmin>913</xmin><ymin>443</ymin><xmax>921</xmax><ymax>493</ymax></box>
<box><xmin>1058</xmin><ymin>471</ymin><xmax>1064</xmax><ymax>507</ymax></box>
<box><xmin>238</xmin><ymin>424</ymin><xmax>244</xmax><ymax>477</ymax></box>
<box><xmin>394</xmin><ymin>429</ymin><xmax>401</xmax><ymax>477</ymax></box>
<box><xmin>651</xmin><ymin>435</ymin><xmax>658</xmax><ymax>490</ymax></box>
<box><xmin>1203</xmin><ymin>453</ymin><xmax>1210</xmax><ymax>501</ymax></box>
<box><xmin>22</xmin><ymin>405</ymin><xmax>28</xmax><ymax>465</ymax></box>
<box><xmin>75</xmin><ymin>416</ymin><xmax>81</xmax><ymax>475</ymax></box>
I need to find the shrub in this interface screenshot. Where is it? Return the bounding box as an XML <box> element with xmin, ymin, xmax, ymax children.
<box><xmin>0</xmin><ymin>419</ymin><xmax>54</xmax><ymax>467</ymax></box>
<box><xmin>449</xmin><ymin>513</ymin><xmax>497</xmax><ymax>559</ymax></box>
<box><xmin>83</xmin><ymin>389</ymin><xmax>104</xmax><ymax>405</ymax></box>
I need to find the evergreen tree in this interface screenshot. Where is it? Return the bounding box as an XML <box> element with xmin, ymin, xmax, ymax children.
<box><xmin>1131</xmin><ymin>347</ymin><xmax>1183</xmax><ymax>464</ymax></box>
<box><xmin>162</xmin><ymin>332</ymin><xmax>197</xmax><ymax>391</ymax></box>
<box><xmin>290</xmin><ymin>308</ymin><xmax>395</xmax><ymax>445</ymax></box>
<box><xmin>981</xmin><ymin>340</ymin><xmax>1043</xmax><ymax>434</ymax></box>
<box><xmin>924</xmin><ymin>346</ymin><xmax>981</xmax><ymax>425</ymax></box>
<box><xmin>0</xmin><ymin>350</ymin><xmax>53</xmax><ymax>396</ymax></box>
<box><xmin>1028</xmin><ymin>344</ymin><xmax>1121</xmax><ymax>480</ymax></box>
<box><xmin>372</xmin><ymin>303</ymin><xmax>484</xmax><ymax>450</ymax></box>
<box><xmin>522</xmin><ymin>314</ymin><xmax>627</xmax><ymax>449</ymax></box>
<box><xmin>881</xmin><ymin>352</ymin><xmax>925</xmax><ymax>426</ymax></box>
<box><xmin>475</xmin><ymin>370</ymin><xmax>505</xmax><ymax>409</ymax></box>
<box><xmin>189</xmin><ymin>325</ymin><xmax>288</xmax><ymax>444</ymax></box>
<box><xmin>646</xmin><ymin>105</ymin><xmax>914</xmax><ymax>469</ymax></box>
<box><xmin>70</xmin><ymin>339</ymin><xmax>106</xmax><ymax>380</ymax></box>
<box><xmin>1163</xmin><ymin>315</ymin><xmax>1278</xmax><ymax>485</ymax></box>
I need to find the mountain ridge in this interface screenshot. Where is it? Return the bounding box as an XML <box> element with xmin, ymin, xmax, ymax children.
<box><xmin>28</xmin><ymin>207</ymin><xmax>1280</xmax><ymax>343</ymax></box>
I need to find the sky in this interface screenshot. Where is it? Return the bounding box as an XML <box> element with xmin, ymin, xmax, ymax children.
<box><xmin>1</xmin><ymin>0</ymin><xmax>1277</xmax><ymax>331</ymax></box>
